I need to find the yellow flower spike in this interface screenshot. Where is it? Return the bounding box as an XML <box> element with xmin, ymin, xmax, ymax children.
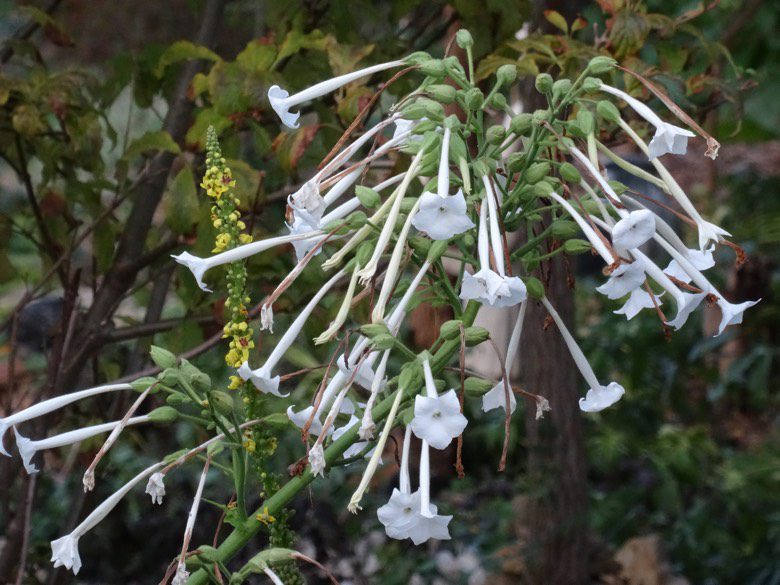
<box><xmin>228</xmin><ymin>376</ymin><xmax>242</xmax><ymax>390</ymax></box>
<box><xmin>256</xmin><ymin>507</ymin><xmax>276</xmax><ymax>525</ymax></box>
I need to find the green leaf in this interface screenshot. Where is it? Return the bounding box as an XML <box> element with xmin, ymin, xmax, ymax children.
<box><xmin>226</xmin><ymin>159</ymin><xmax>263</xmax><ymax>208</ymax></box>
<box><xmin>155</xmin><ymin>40</ymin><xmax>220</xmax><ymax>77</ymax></box>
<box><xmin>543</xmin><ymin>10</ymin><xmax>568</xmax><ymax>34</ymax></box>
<box><xmin>186</xmin><ymin>109</ymin><xmax>231</xmax><ymax>149</ymax></box>
<box><xmin>163</xmin><ymin>165</ymin><xmax>200</xmax><ymax>234</ymax></box>
<box><xmin>123</xmin><ymin>131</ymin><xmax>180</xmax><ymax>160</ymax></box>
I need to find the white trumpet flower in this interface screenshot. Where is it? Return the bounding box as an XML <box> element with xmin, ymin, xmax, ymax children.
<box><xmin>238</xmin><ymin>269</ymin><xmax>345</xmax><ymax>396</ymax></box>
<box><xmin>664</xmin><ymin>248</ymin><xmax>715</xmax><ymax>284</ymax></box>
<box><xmin>599</xmin><ymin>83</ymin><xmax>696</xmax><ymax>160</ymax></box>
<box><xmin>596</xmin><ymin>260</ymin><xmax>646</xmax><ymax>300</ymax></box>
<box><xmin>172</xmin><ymin>457</ymin><xmax>210</xmax><ymax>585</ymax></box>
<box><xmin>411</xmin><ymin>439</ymin><xmax>452</xmax><ymax>544</ymax></box>
<box><xmin>1</xmin><ymin>383</ymin><xmax>130</xmax><ymax>457</ymax></box>
<box><xmin>50</xmin><ymin>461</ymin><xmax>164</xmax><ymax>574</ymax></box>
<box><xmin>611</xmin><ymin>209</ymin><xmax>656</xmax><ymax>251</ymax></box>
<box><xmin>542</xmin><ymin>297</ymin><xmax>625</xmax><ymax>412</ymax></box>
<box><xmin>460</xmin><ymin>199</ymin><xmax>508</xmax><ymax>305</ymax></box>
<box><xmin>482</xmin><ymin>300</ymin><xmax>527</xmax><ymax>414</ymax></box>
<box><xmin>378</xmin><ymin>426</ymin><xmax>420</xmax><ymax>539</ymax></box>
<box><xmin>145</xmin><ymin>472</ymin><xmax>166</xmax><ymax>505</ymax></box>
<box><xmin>410</xmin><ymin>359</ymin><xmax>467</xmax><ymax>450</ymax></box>
<box><xmin>14</xmin><ymin>415</ymin><xmax>149</xmax><ymax>474</ymax></box>
<box><xmin>359</xmin><ymin>350</ymin><xmax>391</xmax><ymax>440</ymax></box>
<box><xmin>268</xmin><ymin>60</ymin><xmax>404</xmax><ymax>128</ymax></box>
<box><xmin>614</xmin><ymin>288</ymin><xmax>664</xmax><ymax>320</ymax></box>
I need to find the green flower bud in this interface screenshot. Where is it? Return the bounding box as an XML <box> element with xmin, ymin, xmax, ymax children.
<box><xmin>427</xmin><ymin>240</ymin><xmax>450</xmax><ymax>262</ymax></box>
<box><xmin>261</xmin><ymin>412</ymin><xmax>290</xmax><ymax>427</ymax></box>
<box><xmin>360</xmin><ymin>323</ymin><xmax>391</xmax><ymax>338</ymax></box>
<box><xmin>418</xmin><ymin>59</ymin><xmax>447</xmax><ymax>78</ymax></box>
<box><xmin>509</xmin><ymin>113</ymin><xmax>533</xmax><ymax>136</ymax></box>
<box><xmin>524</xmin><ymin>162</ymin><xmax>551</xmax><ymax>184</ymax></box>
<box><xmin>490</xmin><ymin>92</ymin><xmax>508</xmax><ymax>110</ymax></box>
<box><xmin>472</xmin><ymin>158</ymin><xmax>491</xmax><ymax>178</ymax></box>
<box><xmin>166</xmin><ymin>392</ymin><xmax>189</xmax><ymax>405</ymax></box>
<box><xmin>524</xmin><ymin>276</ymin><xmax>545</xmax><ymax>300</ymax></box>
<box><xmin>371</xmin><ymin>333</ymin><xmax>397</xmax><ymax>350</ymax></box>
<box><xmin>496</xmin><ymin>64</ymin><xmax>518</xmax><ymax>86</ymax></box>
<box><xmin>552</xmin><ymin>79</ymin><xmax>572</xmax><ymax>101</ymax></box>
<box><xmin>428</xmin><ymin>84</ymin><xmax>457</xmax><ymax>104</ymax></box>
<box><xmin>596</xmin><ymin>100</ymin><xmax>621</xmax><ymax>123</ymax></box>
<box><xmin>356</xmin><ymin>186</ymin><xmax>381</xmax><ymax>209</ymax></box>
<box><xmin>588</xmin><ymin>56</ymin><xmax>617</xmax><ymax>74</ymax></box>
<box><xmin>559</xmin><ymin>162</ymin><xmax>582</xmax><ymax>184</ymax></box>
<box><xmin>464</xmin><ymin>377</ymin><xmax>494</xmax><ymax>396</ymax></box>
<box><xmin>463</xmin><ymin>87</ymin><xmax>484</xmax><ymax>111</ymax></box>
<box><xmin>464</xmin><ymin>326</ymin><xmax>490</xmax><ymax>346</ymax></box>
<box><xmin>485</xmin><ymin>125</ymin><xmax>506</xmax><ymax>145</ymax></box>
<box><xmin>148</xmin><ymin>406</ymin><xmax>179</xmax><ymax>423</ymax></box>
<box><xmin>346</xmin><ymin>210</ymin><xmax>368</xmax><ymax>229</ymax></box>
<box><xmin>398</xmin><ymin>362</ymin><xmax>422</xmax><ymax>391</ymax></box>
<box><xmin>150</xmin><ymin>345</ymin><xmax>176</xmax><ymax>369</ymax></box>
<box><xmin>439</xmin><ymin>320</ymin><xmax>463</xmax><ymax>340</ymax></box>
<box><xmin>408</xmin><ymin>235</ymin><xmax>431</xmax><ymax>256</ymax></box>
<box><xmin>190</xmin><ymin>371</ymin><xmax>212</xmax><ymax>393</ymax></box>
<box><xmin>535</xmin><ymin>73</ymin><xmax>553</xmax><ymax>94</ymax></box>
<box><xmin>404</xmin><ymin>51</ymin><xmax>432</xmax><ymax>65</ymax></box>
<box><xmin>399</xmin><ymin>197</ymin><xmax>418</xmax><ymax>214</ymax></box>
<box><xmin>449</xmin><ymin>134</ymin><xmax>468</xmax><ymax>161</ymax></box>
<box><xmin>532</xmin><ymin>108</ymin><xmax>551</xmax><ymax>124</ymax></box>
<box><xmin>608</xmin><ymin>180</ymin><xmax>629</xmax><ymax>195</ymax></box>
<box><xmin>577</xmin><ymin>110</ymin><xmax>595</xmax><ymax>135</ymax></box>
<box><xmin>159</xmin><ymin>368</ymin><xmax>181</xmax><ymax>386</ymax></box>
<box><xmin>533</xmin><ymin>181</ymin><xmax>554</xmax><ymax>197</ymax></box>
<box><xmin>209</xmin><ymin>390</ymin><xmax>235</xmax><ymax>416</ymax></box>
<box><xmin>400</xmin><ymin>102</ymin><xmax>428</xmax><ymax>120</ymax></box>
<box><xmin>564</xmin><ymin>239</ymin><xmax>593</xmax><ymax>255</ymax></box>
<box><xmin>583</xmin><ymin>76</ymin><xmax>603</xmax><ymax>93</ymax></box>
<box><xmin>356</xmin><ymin>241</ymin><xmax>374</xmax><ymax>266</ymax></box>
<box><xmin>455</xmin><ymin>29</ymin><xmax>474</xmax><ymax>49</ymax></box>
<box><xmin>443</xmin><ymin>56</ymin><xmax>466</xmax><ymax>79</ymax></box>
<box><xmin>506</xmin><ymin>152</ymin><xmax>525</xmax><ymax>173</ymax></box>
<box><xmin>443</xmin><ymin>114</ymin><xmax>460</xmax><ymax>130</ymax></box>
<box><xmin>131</xmin><ymin>377</ymin><xmax>157</xmax><ymax>393</ymax></box>
<box><xmin>551</xmin><ymin>219</ymin><xmax>580</xmax><ymax>239</ymax></box>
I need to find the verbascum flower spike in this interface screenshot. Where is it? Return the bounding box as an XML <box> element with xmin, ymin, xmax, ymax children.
<box><xmin>172</xmin><ymin>457</ymin><xmax>211</xmax><ymax>585</ymax></box>
<box><xmin>14</xmin><ymin>415</ymin><xmax>149</xmax><ymax>474</ymax></box>
<box><xmin>617</xmin><ymin>118</ymin><xmax>729</xmax><ymax>250</ymax></box>
<box><xmin>599</xmin><ymin>83</ymin><xmax>696</xmax><ymax>159</ymax></box>
<box><xmin>238</xmin><ymin>269</ymin><xmax>346</xmax><ymax>396</ymax></box>
<box><xmin>172</xmin><ymin>231</ymin><xmax>322</xmax><ymax>293</ymax></box>
<box><xmin>268</xmin><ymin>60</ymin><xmax>404</xmax><ymax>129</ymax></box>
<box><xmin>50</xmin><ymin>461</ymin><xmax>165</xmax><ymax>574</ymax></box>
<box><xmin>1</xmin><ymin>383</ymin><xmax>130</xmax><ymax>457</ymax></box>
<box><xmin>541</xmin><ymin>297</ymin><xmax>625</xmax><ymax>412</ymax></box>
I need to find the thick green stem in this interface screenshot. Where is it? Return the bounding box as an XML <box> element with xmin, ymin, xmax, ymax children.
<box><xmin>187</xmin><ymin>301</ymin><xmax>480</xmax><ymax>584</ymax></box>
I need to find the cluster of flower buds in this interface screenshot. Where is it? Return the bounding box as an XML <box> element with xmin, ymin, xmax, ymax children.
<box><xmin>0</xmin><ymin>29</ymin><xmax>759</xmax><ymax>580</ymax></box>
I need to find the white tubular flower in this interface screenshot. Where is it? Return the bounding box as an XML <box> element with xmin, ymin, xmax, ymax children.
<box><xmin>50</xmin><ymin>461</ymin><xmax>164</xmax><ymax>574</ymax></box>
<box><xmin>315</xmin><ymin>263</ymin><xmax>360</xmax><ymax>345</ymax></box>
<box><xmin>617</xmin><ymin>118</ymin><xmax>730</xmax><ymax>250</ymax></box>
<box><xmin>173</xmin><ymin>457</ymin><xmax>210</xmax><ymax>585</ymax></box>
<box><xmin>384</xmin><ymin>260</ymin><xmax>432</xmax><ymax>333</ymax></box>
<box><xmin>410</xmin><ymin>439</ymin><xmax>452</xmax><ymax>544</ymax></box>
<box><xmin>378</xmin><ymin>426</ymin><xmax>421</xmax><ymax>540</ymax></box>
<box><xmin>268</xmin><ymin>60</ymin><xmax>404</xmax><ymax>129</ymax></box>
<box><xmin>547</xmin><ymin>191</ymin><xmax>615</xmax><ymax>264</ymax></box>
<box><xmin>611</xmin><ymin>209</ymin><xmax>656</xmax><ymax>251</ymax></box>
<box><xmin>332</xmin><ymin>415</ymin><xmax>374</xmax><ymax>460</ymax></box>
<box><xmin>145</xmin><ymin>472</ymin><xmax>166</xmax><ymax>505</ymax></box>
<box><xmin>614</xmin><ymin>288</ymin><xmax>664</xmax><ymax>320</ymax></box>
<box><xmin>357</xmin><ymin>148</ymin><xmax>425</xmax><ymax>283</ymax></box>
<box><xmin>599</xmin><ymin>83</ymin><xmax>696</xmax><ymax>159</ymax></box>
<box><xmin>172</xmin><ymin>231</ymin><xmax>322</xmax><ymax>293</ymax></box>
<box><xmin>239</xmin><ymin>269</ymin><xmax>345</xmax><ymax>396</ymax></box>
<box><xmin>1</xmin><ymin>382</ymin><xmax>130</xmax><ymax>458</ymax></box>
<box><xmin>541</xmin><ymin>297</ymin><xmax>626</xmax><ymax>413</ymax></box>
<box><xmin>14</xmin><ymin>415</ymin><xmax>148</xmax><ymax>475</ymax></box>
<box><xmin>411</xmin><ymin>127</ymin><xmax>475</xmax><ymax>240</ymax></box>
<box><xmin>653</xmin><ymin>236</ymin><xmax>759</xmax><ymax>335</ymax></box>
<box><xmin>359</xmin><ymin>350</ymin><xmax>391</xmax><ymax>440</ymax></box>
<box><xmin>410</xmin><ymin>359</ymin><xmax>467</xmax><ymax>450</ymax></box>
<box><xmin>460</xmin><ymin>200</ymin><xmax>506</xmax><ymax>305</ymax></box>
<box><xmin>664</xmin><ymin>248</ymin><xmax>715</xmax><ymax>284</ymax></box>
<box><xmin>482</xmin><ymin>300</ymin><xmax>527</xmax><ymax>414</ymax></box>
<box><xmin>308</xmin><ymin>443</ymin><xmax>326</xmax><ymax>477</ymax></box>
<box><xmin>595</xmin><ymin>260</ymin><xmax>646</xmax><ymax>300</ymax></box>
<box><xmin>287</xmin><ymin>405</ymin><xmax>326</xmax><ymax>437</ymax></box>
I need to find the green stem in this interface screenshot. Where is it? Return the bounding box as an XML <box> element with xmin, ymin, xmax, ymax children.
<box><xmin>186</xmin><ymin>301</ymin><xmax>480</xmax><ymax>585</ymax></box>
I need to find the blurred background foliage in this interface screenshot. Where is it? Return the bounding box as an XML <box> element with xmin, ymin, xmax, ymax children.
<box><xmin>0</xmin><ymin>0</ymin><xmax>777</xmax><ymax>584</ymax></box>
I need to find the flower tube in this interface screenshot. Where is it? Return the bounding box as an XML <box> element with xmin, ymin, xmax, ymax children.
<box><xmin>172</xmin><ymin>457</ymin><xmax>211</xmax><ymax>585</ymax></box>
<box><xmin>459</xmin><ymin>200</ymin><xmax>506</xmax><ymax>305</ymax></box>
<box><xmin>50</xmin><ymin>461</ymin><xmax>165</xmax><ymax>574</ymax></box>
<box><xmin>1</xmin><ymin>383</ymin><xmax>131</xmax><ymax>457</ymax></box>
<box><xmin>547</xmin><ymin>191</ymin><xmax>614</xmax><ymax>264</ymax></box>
<box><xmin>541</xmin><ymin>297</ymin><xmax>625</xmax><ymax>412</ymax></box>
<box><xmin>238</xmin><ymin>269</ymin><xmax>346</xmax><ymax>396</ymax></box>
<box><xmin>14</xmin><ymin>415</ymin><xmax>149</xmax><ymax>474</ymax></box>
<box><xmin>599</xmin><ymin>83</ymin><xmax>696</xmax><ymax>159</ymax></box>
<box><xmin>268</xmin><ymin>60</ymin><xmax>404</xmax><ymax>129</ymax></box>
<box><xmin>483</xmin><ymin>176</ymin><xmax>526</xmax><ymax>306</ymax></box>
<box><xmin>409</xmin><ymin>359</ymin><xmax>467</xmax><ymax>450</ymax></box>
<box><xmin>482</xmin><ymin>300</ymin><xmax>527</xmax><ymax>413</ymax></box>
<box><xmin>377</xmin><ymin>425</ymin><xmax>422</xmax><ymax>539</ymax></box>
<box><xmin>412</xmin><ymin>439</ymin><xmax>452</xmax><ymax>544</ymax></box>
<box><xmin>359</xmin><ymin>349</ymin><xmax>391</xmax><ymax>440</ymax></box>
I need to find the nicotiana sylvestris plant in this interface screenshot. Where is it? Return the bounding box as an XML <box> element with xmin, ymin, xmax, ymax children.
<box><xmin>0</xmin><ymin>28</ymin><xmax>759</xmax><ymax>584</ymax></box>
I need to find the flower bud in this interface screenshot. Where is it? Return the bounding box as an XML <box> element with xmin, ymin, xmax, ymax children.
<box><xmin>190</xmin><ymin>372</ymin><xmax>212</xmax><ymax>393</ymax></box>
<box><xmin>398</xmin><ymin>362</ymin><xmax>422</xmax><ymax>391</ymax></box>
<box><xmin>443</xmin><ymin>56</ymin><xmax>466</xmax><ymax>79</ymax></box>
<box><xmin>399</xmin><ymin>197</ymin><xmax>418</xmax><ymax>214</ymax></box>
<box><xmin>408</xmin><ymin>235</ymin><xmax>431</xmax><ymax>256</ymax></box>
<box><xmin>427</xmin><ymin>240</ymin><xmax>449</xmax><ymax>262</ymax></box>
<box><xmin>496</xmin><ymin>64</ymin><xmax>518</xmax><ymax>86</ymax></box>
<box><xmin>577</xmin><ymin>110</ymin><xmax>595</xmax><ymax>135</ymax></box>
<box><xmin>463</xmin><ymin>87</ymin><xmax>484</xmax><ymax>111</ymax></box>
<box><xmin>346</xmin><ymin>210</ymin><xmax>368</xmax><ymax>229</ymax></box>
<box><xmin>150</xmin><ymin>346</ymin><xmax>176</xmax><ymax>369</ymax></box>
<box><xmin>564</xmin><ymin>239</ymin><xmax>593</xmax><ymax>254</ymax></box>
<box><xmin>355</xmin><ymin>241</ymin><xmax>374</xmax><ymax>266</ymax></box>
<box><xmin>464</xmin><ymin>326</ymin><xmax>490</xmax><ymax>346</ymax></box>
<box><xmin>587</xmin><ymin>56</ymin><xmax>617</xmax><ymax>74</ymax></box>
<box><xmin>490</xmin><ymin>92</ymin><xmax>508</xmax><ymax>110</ymax></box>
<box><xmin>455</xmin><ymin>29</ymin><xmax>474</xmax><ymax>49</ymax></box>
<box><xmin>583</xmin><ymin>76</ymin><xmax>603</xmax><ymax>93</ymax></box>
<box><xmin>551</xmin><ymin>219</ymin><xmax>580</xmax><ymax>239</ymax></box>
<box><xmin>418</xmin><ymin>59</ymin><xmax>446</xmax><ymax>78</ymax></box>
<box><xmin>209</xmin><ymin>391</ymin><xmax>235</xmax><ymax>416</ymax></box>
<box><xmin>524</xmin><ymin>276</ymin><xmax>545</xmax><ymax>300</ymax></box>
<box><xmin>552</xmin><ymin>79</ymin><xmax>572</xmax><ymax>101</ymax></box>
<box><xmin>160</xmin><ymin>368</ymin><xmax>181</xmax><ymax>386</ymax></box>
<box><xmin>400</xmin><ymin>102</ymin><xmax>428</xmax><ymax>120</ymax></box>
<box><xmin>524</xmin><ymin>162</ymin><xmax>550</xmax><ymax>184</ymax></box>
<box><xmin>472</xmin><ymin>158</ymin><xmax>491</xmax><ymax>178</ymax></box>
<box><xmin>404</xmin><ymin>51</ymin><xmax>432</xmax><ymax>65</ymax></box>
<box><xmin>131</xmin><ymin>377</ymin><xmax>157</xmax><ymax>393</ymax></box>
<box><xmin>360</xmin><ymin>323</ymin><xmax>391</xmax><ymax>338</ymax></box>
<box><xmin>166</xmin><ymin>393</ymin><xmax>189</xmax><ymax>405</ymax></box>
<box><xmin>443</xmin><ymin>114</ymin><xmax>460</xmax><ymax>130</ymax></box>
<box><xmin>559</xmin><ymin>162</ymin><xmax>582</xmax><ymax>184</ymax></box>
<box><xmin>428</xmin><ymin>84</ymin><xmax>457</xmax><ymax>104</ymax></box>
<box><xmin>597</xmin><ymin>100</ymin><xmax>621</xmax><ymax>123</ymax></box>
<box><xmin>609</xmin><ymin>180</ymin><xmax>629</xmax><ymax>195</ymax></box>
<box><xmin>485</xmin><ymin>125</ymin><xmax>506</xmax><ymax>145</ymax></box>
<box><xmin>356</xmin><ymin>186</ymin><xmax>381</xmax><ymax>209</ymax></box>
<box><xmin>509</xmin><ymin>113</ymin><xmax>533</xmax><ymax>136</ymax></box>
<box><xmin>532</xmin><ymin>108</ymin><xmax>550</xmax><ymax>124</ymax></box>
<box><xmin>506</xmin><ymin>152</ymin><xmax>525</xmax><ymax>172</ymax></box>
<box><xmin>148</xmin><ymin>406</ymin><xmax>179</xmax><ymax>423</ymax></box>
<box><xmin>534</xmin><ymin>73</ymin><xmax>553</xmax><ymax>94</ymax></box>
<box><xmin>449</xmin><ymin>134</ymin><xmax>468</xmax><ymax>161</ymax></box>
<box><xmin>371</xmin><ymin>334</ymin><xmax>397</xmax><ymax>350</ymax></box>
<box><xmin>533</xmin><ymin>181</ymin><xmax>554</xmax><ymax>197</ymax></box>
<box><xmin>464</xmin><ymin>377</ymin><xmax>494</xmax><ymax>396</ymax></box>
<box><xmin>439</xmin><ymin>320</ymin><xmax>463</xmax><ymax>340</ymax></box>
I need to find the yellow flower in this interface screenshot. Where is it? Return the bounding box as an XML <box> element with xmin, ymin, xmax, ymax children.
<box><xmin>256</xmin><ymin>507</ymin><xmax>276</xmax><ymax>525</ymax></box>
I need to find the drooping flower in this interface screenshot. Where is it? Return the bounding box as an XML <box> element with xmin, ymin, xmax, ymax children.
<box><xmin>611</xmin><ymin>209</ymin><xmax>656</xmax><ymax>250</ymax></box>
<box><xmin>599</xmin><ymin>83</ymin><xmax>696</xmax><ymax>160</ymax></box>
<box><xmin>172</xmin><ymin>457</ymin><xmax>210</xmax><ymax>585</ymax></box>
<box><xmin>410</xmin><ymin>359</ymin><xmax>467</xmax><ymax>450</ymax></box>
<box><xmin>410</xmin><ymin>439</ymin><xmax>452</xmax><ymax>544</ymax></box>
<box><xmin>542</xmin><ymin>297</ymin><xmax>626</xmax><ymax>413</ymax></box>
<box><xmin>308</xmin><ymin>443</ymin><xmax>326</xmax><ymax>477</ymax></box>
<box><xmin>596</xmin><ymin>260</ymin><xmax>646</xmax><ymax>300</ymax></box>
<box><xmin>482</xmin><ymin>300</ymin><xmax>527</xmax><ymax>414</ymax></box>
<box><xmin>360</xmin><ymin>350</ymin><xmax>391</xmax><ymax>440</ymax></box>
<box><xmin>664</xmin><ymin>248</ymin><xmax>715</xmax><ymax>284</ymax></box>
<box><xmin>145</xmin><ymin>472</ymin><xmax>166</xmax><ymax>505</ymax></box>
<box><xmin>268</xmin><ymin>60</ymin><xmax>404</xmax><ymax>129</ymax></box>
<box><xmin>332</xmin><ymin>416</ymin><xmax>374</xmax><ymax>460</ymax></box>
<box><xmin>1</xmin><ymin>382</ymin><xmax>131</xmax><ymax>458</ymax></box>
<box><xmin>238</xmin><ymin>269</ymin><xmax>346</xmax><ymax>396</ymax></box>
<box><xmin>614</xmin><ymin>288</ymin><xmax>663</xmax><ymax>320</ymax></box>
<box><xmin>14</xmin><ymin>415</ymin><xmax>149</xmax><ymax>474</ymax></box>
<box><xmin>460</xmin><ymin>200</ymin><xmax>508</xmax><ymax>305</ymax></box>
<box><xmin>50</xmin><ymin>461</ymin><xmax>164</xmax><ymax>574</ymax></box>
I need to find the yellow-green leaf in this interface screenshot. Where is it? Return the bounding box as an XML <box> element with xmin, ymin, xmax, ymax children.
<box><xmin>123</xmin><ymin>131</ymin><xmax>180</xmax><ymax>160</ymax></box>
<box><xmin>155</xmin><ymin>40</ymin><xmax>220</xmax><ymax>77</ymax></box>
<box><xmin>544</xmin><ymin>10</ymin><xmax>568</xmax><ymax>34</ymax></box>
<box><xmin>163</xmin><ymin>166</ymin><xmax>200</xmax><ymax>234</ymax></box>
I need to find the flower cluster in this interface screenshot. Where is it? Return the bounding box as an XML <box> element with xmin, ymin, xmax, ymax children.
<box><xmin>0</xmin><ymin>29</ymin><xmax>760</xmax><ymax>582</ymax></box>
